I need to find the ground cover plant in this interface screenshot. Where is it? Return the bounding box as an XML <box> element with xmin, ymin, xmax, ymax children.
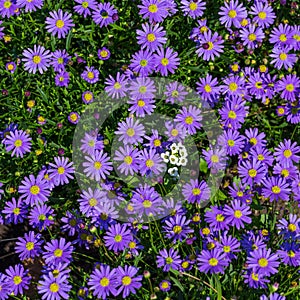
<box><xmin>0</xmin><ymin>0</ymin><xmax>299</xmax><ymax>299</ymax></box>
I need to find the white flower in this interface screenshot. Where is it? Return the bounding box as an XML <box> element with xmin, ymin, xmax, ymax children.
<box><xmin>169</xmin><ymin>154</ymin><xmax>179</xmax><ymax>165</ymax></box>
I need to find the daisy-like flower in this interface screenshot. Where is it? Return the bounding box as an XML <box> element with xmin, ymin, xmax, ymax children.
<box><xmin>196</xmin><ymin>30</ymin><xmax>224</xmax><ymax>61</ymax></box>
<box><xmin>88</xmin><ymin>265</ymin><xmax>117</xmax><ymax>299</ymax></box>
<box><xmin>43</xmin><ymin>238</ymin><xmax>73</xmax><ymax>266</ymax></box>
<box><xmin>104</xmin><ymin>223</ymin><xmax>132</xmax><ymax>252</ymax></box>
<box><xmin>0</xmin><ymin>0</ymin><xmax>18</xmax><ymax>18</ymax></box>
<box><xmin>5</xmin><ymin>264</ymin><xmax>31</xmax><ymax>296</ymax></box>
<box><xmin>246</xmin><ymin>72</ymin><xmax>266</xmax><ymax>100</ymax></box>
<box><xmin>78</xmin><ymin>187</ymin><xmax>105</xmax><ymax>217</ymax></box>
<box><xmin>223</xmin><ymin>200</ymin><xmax>252</xmax><ymax>230</ymax></box>
<box><xmin>221</xmin><ymin>74</ymin><xmax>245</xmax><ymax>96</ymax></box>
<box><xmin>239</xmin><ymin>24</ymin><xmax>265</xmax><ymax>49</ymax></box>
<box><xmin>128</xmin><ymin>76</ymin><xmax>156</xmax><ymax>99</ymax></box>
<box><xmin>277</xmin><ymin>74</ymin><xmax>300</xmax><ymax>102</ymax></box>
<box><xmin>136</xmin><ymin>22</ymin><xmax>167</xmax><ymax>52</ymax></box>
<box><xmin>157</xmin><ymin>248</ymin><xmax>181</xmax><ymax>272</ymax></box>
<box><xmin>138</xmin><ymin>148</ymin><xmax>165</xmax><ymax>176</ymax></box>
<box><xmin>83</xmin><ymin>150</ymin><xmax>113</xmax><ymax>181</ymax></box>
<box><xmin>17</xmin><ymin>0</ymin><xmax>43</xmax><ymax>12</ymax></box>
<box><xmin>154</xmin><ymin>47</ymin><xmax>180</xmax><ymax>76</ymax></box>
<box><xmin>37</xmin><ymin>272</ymin><xmax>71</xmax><ymax>300</ymax></box>
<box><xmin>270</xmin><ymin>46</ymin><xmax>297</xmax><ymax>70</ymax></box>
<box><xmin>204</xmin><ymin>205</ymin><xmax>230</xmax><ymax>231</ymax></box>
<box><xmin>219</xmin><ymin>129</ymin><xmax>244</xmax><ymax>156</ymax></box>
<box><xmin>238</xmin><ymin>158</ymin><xmax>267</xmax><ymax>186</ymax></box>
<box><xmin>160</xmin><ymin>280</ymin><xmax>171</xmax><ymax>292</ymax></box>
<box><xmin>219</xmin><ymin>0</ymin><xmax>247</xmax><ymax>28</ymax></box>
<box><xmin>164</xmin><ymin>120</ymin><xmax>187</xmax><ymax>142</ymax></box>
<box><xmin>197</xmin><ymin>249</ymin><xmax>228</xmax><ymax>274</ymax></box>
<box><xmin>244</xmin><ymin>127</ymin><xmax>266</xmax><ymax>149</ymax></box>
<box><xmin>98</xmin><ymin>47</ymin><xmax>111</xmax><ymax>60</ymax></box>
<box><xmin>174</xmin><ymin>105</ymin><xmax>202</xmax><ymax>135</ymax></box>
<box><xmin>45</xmin><ymin>9</ymin><xmax>74</xmax><ymax>39</ymax></box>
<box><xmin>269</xmin><ymin>23</ymin><xmax>293</xmax><ymax>47</ymax></box>
<box><xmin>114</xmin><ymin>145</ymin><xmax>140</xmax><ymax>176</ymax></box>
<box><xmin>261</xmin><ymin>177</ymin><xmax>291</xmax><ymax>202</ymax></box>
<box><xmin>202</xmin><ymin>147</ymin><xmax>227</xmax><ymax>171</ymax></box>
<box><xmin>138</xmin><ymin>0</ymin><xmax>168</xmax><ymax>23</ymax></box>
<box><xmin>128</xmin><ymin>97</ymin><xmax>155</xmax><ymax>117</ymax></box>
<box><xmin>92</xmin><ymin>2</ymin><xmax>118</xmax><ymax>28</ymax></box>
<box><xmin>250</xmin><ymin>146</ymin><xmax>273</xmax><ymax>167</ymax></box>
<box><xmin>164</xmin><ymin>81</ymin><xmax>188</xmax><ymax>104</ymax></box>
<box><xmin>50</xmin><ymin>49</ymin><xmax>71</xmax><ymax>72</ymax></box>
<box><xmin>247</xmin><ymin>247</ymin><xmax>280</xmax><ymax>276</ymax></box>
<box><xmin>82</xmin><ymin>90</ymin><xmax>94</xmax><ymax>104</ymax></box>
<box><xmin>115</xmin><ymin>117</ymin><xmax>145</xmax><ymax>145</ymax></box>
<box><xmin>105</xmin><ymin>72</ymin><xmax>128</xmax><ymax>99</ymax></box>
<box><xmin>48</xmin><ymin>156</ymin><xmax>74</xmax><ymax>186</ymax></box>
<box><xmin>217</xmin><ymin>234</ymin><xmax>241</xmax><ymax>260</ymax></box>
<box><xmin>196</xmin><ymin>74</ymin><xmax>221</xmax><ymax>103</ymax></box>
<box><xmin>180</xmin><ymin>0</ymin><xmax>206</xmax><ymax>19</ymax></box>
<box><xmin>55</xmin><ymin>71</ymin><xmax>70</xmax><ymax>87</ymax></box>
<box><xmin>182</xmin><ymin>179</ymin><xmax>210</xmax><ymax>204</ymax></box>
<box><xmin>249</xmin><ymin>2</ymin><xmax>275</xmax><ymax>29</ymax></box>
<box><xmin>28</xmin><ymin>203</ymin><xmax>55</xmax><ymax>231</ymax></box>
<box><xmin>22</xmin><ymin>44</ymin><xmax>51</xmax><ymax>74</ymax></box>
<box><xmin>6</xmin><ymin>61</ymin><xmax>16</xmax><ymax>73</ymax></box>
<box><xmin>243</xmin><ymin>270</ymin><xmax>270</xmax><ymax>289</ymax></box>
<box><xmin>2</xmin><ymin>197</ymin><xmax>28</xmax><ymax>224</ymax></box>
<box><xmin>129</xmin><ymin>49</ymin><xmax>155</xmax><ymax>77</ymax></box>
<box><xmin>68</xmin><ymin>112</ymin><xmax>80</xmax><ymax>124</ymax></box>
<box><xmin>274</xmin><ymin>139</ymin><xmax>300</xmax><ymax>167</ymax></box>
<box><xmin>277</xmin><ymin>242</ymin><xmax>300</xmax><ymax>267</ymax></box>
<box><xmin>115</xmin><ymin>265</ymin><xmax>142</xmax><ymax>298</ymax></box>
<box><xmin>2</xmin><ymin>129</ymin><xmax>32</xmax><ymax>158</ymax></box>
<box><xmin>80</xmin><ymin>131</ymin><xmax>104</xmax><ymax>156</ymax></box>
<box><xmin>277</xmin><ymin>214</ymin><xmax>300</xmax><ymax>239</ymax></box>
<box><xmin>18</xmin><ymin>174</ymin><xmax>50</xmax><ymax>205</ymax></box>
<box><xmin>81</xmin><ymin>66</ymin><xmax>99</xmax><ymax>84</ymax></box>
<box><xmin>73</xmin><ymin>0</ymin><xmax>97</xmax><ymax>18</ymax></box>
<box><xmin>15</xmin><ymin>231</ymin><xmax>43</xmax><ymax>260</ymax></box>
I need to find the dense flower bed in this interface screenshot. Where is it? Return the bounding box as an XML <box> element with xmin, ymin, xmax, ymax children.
<box><xmin>0</xmin><ymin>0</ymin><xmax>299</xmax><ymax>299</ymax></box>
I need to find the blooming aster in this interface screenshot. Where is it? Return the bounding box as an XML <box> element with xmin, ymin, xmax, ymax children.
<box><xmin>81</xmin><ymin>66</ymin><xmax>100</xmax><ymax>84</ymax></box>
<box><xmin>277</xmin><ymin>74</ymin><xmax>300</xmax><ymax>102</ymax></box>
<box><xmin>218</xmin><ymin>0</ymin><xmax>247</xmax><ymax>28</ymax></box>
<box><xmin>239</xmin><ymin>24</ymin><xmax>265</xmax><ymax>49</ymax></box>
<box><xmin>138</xmin><ymin>148</ymin><xmax>165</xmax><ymax>177</ymax></box>
<box><xmin>261</xmin><ymin>176</ymin><xmax>291</xmax><ymax>202</ymax></box>
<box><xmin>180</xmin><ymin>0</ymin><xmax>206</xmax><ymax>19</ymax></box>
<box><xmin>92</xmin><ymin>2</ymin><xmax>118</xmax><ymax>28</ymax></box>
<box><xmin>104</xmin><ymin>223</ymin><xmax>132</xmax><ymax>252</ymax></box>
<box><xmin>274</xmin><ymin>138</ymin><xmax>300</xmax><ymax>167</ymax></box>
<box><xmin>197</xmin><ymin>249</ymin><xmax>228</xmax><ymax>274</ymax></box>
<box><xmin>0</xmin><ymin>0</ymin><xmax>18</xmax><ymax>18</ymax></box>
<box><xmin>269</xmin><ymin>46</ymin><xmax>297</xmax><ymax>70</ymax></box>
<box><xmin>48</xmin><ymin>156</ymin><xmax>75</xmax><ymax>186</ymax></box>
<box><xmin>249</xmin><ymin>2</ymin><xmax>275</xmax><ymax>29</ymax></box>
<box><xmin>154</xmin><ymin>46</ymin><xmax>180</xmax><ymax>76</ymax></box>
<box><xmin>73</xmin><ymin>0</ymin><xmax>97</xmax><ymax>18</ymax></box>
<box><xmin>182</xmin><ymin>179</ymin><xmax>210</xmax><ymax>204</ymax></box>
<box><xmin>138</xmin><ymin>0</ymin><xmax>169</xmax><ymax>23</ymax></box>
<box><xmin>50</xmin><ymin>49</ymin><xmax>71</xmax><ymax>72</ymax></box>
<box><xmin>157</xmin><ymin>248</ymin><xmax>181</xmax><ymax>272</ymax></box>
<box><xmin>114</xmin><ymin>145</ymin><xmax>140</xmax><ymax>176</ymax></box>
<box><xmin>105</xmin><ymin>72</ymin><xmax>128</xmax><ymax>99</ymax></box>
<box><xmin>15</xmin><ymin>231</ymin><xmax>43</xmax><ymax>260</ymax></box>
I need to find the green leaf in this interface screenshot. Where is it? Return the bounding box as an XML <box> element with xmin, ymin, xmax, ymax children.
<box><xmin>170</xmin><ymin>276</ymin><xmax>185</xmax><ymax>293</ymax></box>
<box><xmin>199</xmin><ymin>157</ymin><xmax>208</xmax><ymax>174</ymax></box>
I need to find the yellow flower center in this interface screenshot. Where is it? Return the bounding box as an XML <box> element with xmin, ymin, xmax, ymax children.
<box><xmin>87</xmin><ymin>72</ymin><xmax>94</xmax><ymax>79</ymax></box>
<box><xmin>288</xmin><ymin>251</ymin><xmax>295</xmax><ymax>257</ymax></box>
<box><xmin>257</xmin><ymin>154</ymin><xmax>264</xmax><ymax>161</ymax></box>
<box><xmin>94</xmin><ymin>161</ymin><xmax>102</xmax><ymax>170</ymax></box>
<box><xmin>56</xmin><ymin>20</ymin><xmax>64</xmax><ymax>28</ymax></box>
<box><xmin>248</xmin><ymin>33</ymin><xmax>257</xmax><ymax>41</ymax></box>
<box><xmin>82</xmin><ymin>1</ymin><xmax>89</xmax><ymax>8</ymax></box>
<box><xmin>234</xmin><ymin>210</ymin><xmax>243</xmax><ymax>218</ymax></box>
<box><xmin>100</xmin><ymin>50</ymin><xmax>108</xmax><ymax>58</ymax></box>
<box><xmin>229</xmin><ymin>82</ymin><xmax>238</xmax><ymax>91</ymax></box>
<box><xmin>228</xmin><ymin>10</ymin><xmax>237</xmax><ymax>18</ymax></box>
<box><xmin>7</xmin><ymin>64</ymin><xmax>14</xmax><ymax>70</ymax></box>
<box><xmin>248</xmin><ymin>168</ymin><xmax>257</xmax><ymax>178</ymax></box>
<box><xmin>148</xmin><ymin>4</ymin><xmax>158</xmax><ymax>13</ymax></box>
<box><xmin>161</xmin><ymin>58</ymin><xmax>169</xmax><ymax>66</ymax></box>
<box><xmin>139</xmin><ymin>86</ymin><xmax>147</xmax><ymax>94</ymax></box>
<box><xmin>288</xmin><ymin>223</ymin><xmax>296</xmax><ymax>232</ymax></box>
<box><xmin>49</xmin><ymin>283</ymin><xmax>59</xmax><ymax>293</ymax></box>
<box><xmin>251</xmin><ymin>272</ymin><xmax>259</xmax><ymax>281</ymax></box>
<box><xmin>293</xmin><ymin>34</ymin><xmax>300</xmax><ymax>41</ymax></box>
<box><xmin>255</xmin><ymin>81</ymin><xmax>262</xmax><ymax>89</ymax></box>
<box><xmin>192</xmin><ymin>188</ymin><xmax>201</xmax><ymax>195</ymax></box>
<box><xmin>216</xmin><ymin>214</ymin><xmax>224</xmax><ymax>222</ymax></box>
<box><xmin>249</xmin><ymin>137</ymin><xmax>257</xmax><ymax>145</ymax></box>
<box><xmin>13</xmin><ymin>207</ymin><xmax>20</xmax><ymax>215</ymax></box>
<box><xmin>146</xmin><ymin>159</ymin><xmax>154</xmax><ymax>167</ymax></box>
<box><xmin>100</xmin><ymin>277</ymin><xmax>110</xmax><ymax>287</ymax></box>
<box><xmin>173</xmin><ymin>225</ymin><xmax>182</xmax><ymax>234</ymax></box>
<box><xmin>185</xmin><ymin>116</ymin><xmax>194</xmax><ymax>125</ymax></box>
<box><xmin>204</xmin><ymin>84</ymin><xmax>212</xmax><ymax>92</ymax></box>
<box><xmin>84</xmin><ymin>93</ymin><xmax>93</xmax><ymax>101</ymax></box>
<box><xmin>231</xmin><ymin>64</ymin><xmax>239</xmax><ymax>72</ymax></box>
<box><xmin>54</xmin><ymin>249</ymin><xmax>63</xmax><ymax>257</ymax></box>
<box><xmin>57</xmin><ymin>166</ymin><xmax>65</xmax><ymax>174</ymax></box>
<box><xmin>124</xmin><ymin>155</ymin><xmax>133</xmax><ymax>165</ymax></box>
<box><xmin>14</xmin><ymin>139</ymin><xmax>23</xmax><ymax>147</ymax></box>
<box><xmin>147</xmin><ymin>33</ymin><xmax>156</xmax><ymax>42</ymax></box>
<box><xmin>202</xmin><ymin>227</ymin><xmax>210</xmax><ymax>235</ymax></box>
<box><xmin>211</xmin><ymin>154</ymin><xmax>219</xmax><ymax>163</ymax></box>
<box><xmin>59</xmin><ymin>76</ymin><xmax>64</xmax><ymax>82</ymax></box>
<box><xmin>258</xmin><ymin>258</ymin><xmax>268</xmax><ymax>267</ymax></box>
<box><xmin>89</xmin><ymin>197</ymin><xmax>98</xmax><ymax>207</ymax></box>
<box><xmin>281</xmin><ymin>169</ymin><xmax>289</xmax><ymax>177</ymax></box>
<box><xmin>88</xmin><ymin>140</ymin><xmax>95</xmax><ymax>147</ymax></box>
<box><xmin>4</xmin><ymin>1</ymin><xmax>12</xmax><ymax>9</ymax></box>
<box><xmin>227</xmin><ymin>139</ymin><xmax>235</xmax><ymax>147</ymax></box>
<box><xmin>208</xmin><ymin>258</ymin><xmax>219</xmax><ymax>266</ymax></box>
<box><xmin>223</xmin><ymin>246</ymin><xmax>231</xmax><ymax>253</ymax></box>
<box><xmin>189</xmin><ymin>2</ymin><xmax>197</xmax><ymax>10</ymax></box>
<box><xmin>279</xmin><ymin>53</ymin><xmax>287</xmax><ymax>61</ymax></box>
<box><xmin>166</xmin><ymin>257</ymin><xmax>173</xmax><ymax>264</ymax></box>
<box><xmin>126</xmin><ymin>128</ymin><xmax>135</xmax><ymax>137</ymax></box>
<box><xmin>13</xmin><ymin>276</ymin><xmax>22</xmax><ymax>285</ymax></box>
<box><xmin>154</xmin><ymin>139</ymin><xmax>161</xmax><ymax>147</ymax></box>
<box><xmin>237</xmin><ymin>191</ymin><xmax>244</xmax><ymax>197</ymax></box>
<box><xmin>57</xmin><ymin>57</ymin><xmax>64</xmax><ymax>64</ymax></box>
<box><xmin>207</xmin><ymin>41</ymin><xmax>214</xmax><ymax>50</ymax></box>
<box><xmin>140</xmin><ymin>59</ymin><xmax>148</xmax><ymax>67</ymax></box>
<box><xmin>129</xmin><ymin>241</ymin><xmax>136</xmax><ymax>249</ymax></box>
<box><xmin>114</xmin><ymin>234</ymin><xmax>122</xmax><ymax>242</ymax></box>
<box><xmin>114</xmin><ymin>82</ymin><xmax>121</xmax><ymax>90</ymax></box>
<box><xmin>272</xmin><ymin>185</ymin><xmax>281</xmax><ymax>194</ymax></box>
<box><xmin>228</xmin><ymin>110</ymin><xmax>237</xmax><ymax>119</ymax></box>
<box><xmin>39</xmin><ymin>214</ymin><xmax>46</xmax><ymax>221</ymax></box>
<box><xmin>161</xmin><ymin>281</ymin><xmax>169</xmax><ymax>289</ymax></box>
<box><xmin>70</xmin><ymin>113</ymin><xmax>78</xmax><ymax>122</ymax></box>
<box><xmin>240</xmin><ymin>18</ymin><xmax>248</xmax><ymax>27</ymax></box>
<box><xmin>283</xmin><ymin>149</ymin><xmax>292</xmax><ymax>158</ymax></box>
<box><xmin>171</xmin><ymin>129</ymin><xmax>178</xmax><ymax>136</ymax></box>
<box><xmin>258</xmin><ymin>11</ymin><xmax>267</xmax><ymax>19</ymax></box>
<box><xmin>285</xmin><ymin>84</ymin><xmax>294</xmax><ymax>92</ymax></box>
<box><xmin>279</xmin><ymin>34</ymin><xmax>287</xmax><ymax>42</ymax></box>
<box><xmin>143</xmin><ymin>200</ymin><xmax>152</xmax><ymax>208</ymax></box>
<box><xmin>259</xmin><ymin>65</ymin><xmax>267</xmax><ymax>72</ymax></box>
<box><xmin>137</xmin><ymin>99</ymin><xmax>145</xmax><ymax>107</ymax></box>
<box><xmin>200</xmin><ymin>26</ymin><xmax>208</xmax><ymax>33</ymax></box>
<box><xmin>30</xmin><ymin>185</ymin><xmax>40</xmax><ymax>195</ymax></box>
<box><xmin>122</xmin><ymin>276</ymin><xmax>132</xmax><ymax>286</ymax></box>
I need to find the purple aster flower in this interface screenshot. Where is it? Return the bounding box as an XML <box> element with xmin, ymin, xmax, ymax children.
<box><xmin>243</xmin><ymin>270</ymin><xmax>270</xmax><ymax>289</ymax></box>
<box><xmin>138</xmin><ymin>0</ymin><xmax>169</xmax><ymax>23</ymax></box>
<box><xmin>291</xmin><ymin>25</ymin><xmax>300</xmax><ymax>50</ymax></box>
<box><xmin>157</xmin><ymin>248</ymin><xmax>181</xmax><ymax>272</ymax></box>
<box><xmin>217</xmin><ymin>233</ymin><xmax>241</xmax><ymax>260</ymax></box>
<box><xmin>260</xmin><ymin>293</ymin><xmax>286</xmax><ymax>300</ymax></box>
<box><xmin>2</xmin><ymin>197</ymin><xmax>27</xmax><ymax>224</ymax></box>
<box><xmin>0</xmin><ymin>273</ymin><xmax>10</xmax><ymax>300</ymax></box>
<box><xmin>277</xmin><ymin>242</ymin><xmax>300</xmax><ymax>267</ymax></box>
<box><xmin>274</xmin><ymin>139</ymin><xmax>300</xmax><ymax>167</ymax></box>
<box><xmin>55</xmin><ymin>71</ymin><xmax>70</xmax><ymax>87</ymax></box>
<box><xmin>128</xmin><ymin>77</ymin><xmax>156</xmax><ymax>99</ymax></box>
<box><xmin>43</xmin><ymin>238</ymin><xmax>73</xmax><ymax>266</ymax></box>
<box><xmin>182</xmin><ymin>179</ymin><xmax>210</xmax><ymax>204</ymax></box>
<box><xmin>18</xmin><ymin>174</ymin><xmax>50</xmax><ymax>205</ymax></box>
<box><xmin>45</xmin><ymin>9</ymin><xmax>74</xmax><ymax>39</ymax></box>
<box><xmin>82</xmin><ymin>90</ymin><xmax>94</xmax><ymax>104</ymax></box>
<box><xmin>164</xmin><ymin>81</ymin><xmax>188</xmax><ymax>104</ymax></box>
<box><xmin>5</xmin><ymin>61</ymin><xmax>16</xmax><ymax>73</ymax></box>
<box><xmin>114</xmin><ymin>145</ymin><xmax>140</xmax><ymax>176</ymax></box>
<box><xmin>78</xmin><ymin>187</ymin><xmax>105</xmax><ymax>217</ymax></box>
<box><xmin>104</xmin><ymin>223</ymin><xmax>132</xmax><ymax>252</ymax></box>
<box><xmin>17</xmin><ymin>0</ymin><xmax>43</xmax><ymax>12</ymax></box>
<box><xmin>128</xmin><ymin>97</ymin><xmax>155</xmax><ymax>117</ymax></box>
<box><xmin>154</xmin><ymin>46</ymin><xmax>180</xmax><ymax>76</ymax></box>
<box><xmin>196</xmin><ymin>30</ymin><xmax>224</xmax><ymax>61</ymax></box>
<box><xmin>2</xmin><ymin>129</ymin><xmax>31</xmax><ymax>158</ymax></box>
<box><xmin>219</xmin><ymin>129</ymin><xmax>244</xmax><ymax>156</ymax></box>
<box><xmin>98</xmin><ymin>47</ymin><xmax>111</xmax><ymax>60</ymax></box>
<box><xmin>219</xmin><ymin>0</ymin><xmax>247</xmax><ymax>28</ymax></box>
<box><xmin>68</xmin><ymin>111</ymin><xmax>80</xmax><ymax>124</ymax></box>
<box><xmin>246</xmin><ymin>72</ymin><xmax>266</xmax><ymax>100</ymax></box>
<box><xmin>160</xmin><ymin>280</ymin><xmax>171</xmax><ymax>292</ymax></box>
<box><xmin>129</xmin><ymin>49</ymin><xmax>155</xmax><ymax>77</ymax></box>
<box><xmin>92</xmin><ymin>2</ymin><xmax>118</xmax><ymax>28</ymax></box>
<box><xmin>221</xmin><ymin>74</ymin><xmax>245</xmax><ymax>96</ymax></box>
<box><xmin>239</xmin><ymin>24</ymin><xmax>265</xmax><ymax>49</ymax></box>
<box><xmin>249</xmin><ymin>2</ymin><xmax>275</xmax><ymax>28</ymax></box>
<box><xmin>115</xmin><ymin>117</ymin><xmax>145</xmax><ymax>145</ymax></box>
<box><xmin>138</xmin><ymin>148</ymin><xmax>165</xmax><ymax>176</ymax></box>
<box><xmin>270</xmin><ymin>46</ymin><xmax>297</xmax><ymax>70</ymax></box>
<box><xmin>5</xmin><ymin>264</ymin><xmax>30</xmax><ymax>296</ymax></box>
<box><xmin>181</xmin><ymin>0</ymin><xmax>206</xmax><ymax>19</ymax></box>
<box><xmin>164</xmin><ymin>120</ymin><xmax>187</xmax><ymax>142</ymax></box>
<box><xmin>74</xmin><ymin>0</ymin><xmax>97</xmax><ymax>18</ymax></box>
<box><xmin>286</xmin><ymin>102</ymin><xmax>300</xmax><ymax>124</ymax></box>
<box><xmin>163</xmin><ymin>214</ymin><xmax>193</xmax><ymax>243</ymax></box>
<box><xmin>136</xmin><ymin>22</ymin><xmax>167</xmax><ymax>52</ymax></box>
<box><xmin>238</xmin><ymin>158</ymin><xmax>267</xmax><ymax>186</ymax></box>
<box><xmin>247</xmin><ymin>247</ymin><xmax>280</xmax><ymax>276</ymax></box>
<box><xmin>197</xmin><ymin>249</ymin><xmax>228</xmax><ymax>274</ymax></box>
<box><xmin>115</xmin><ymin>265</ymin><xmax>142</xmax><ymax>298</ymax></box>
<box><xmin>273</xmin><ymin>163</ymin><xmax>298</xmax><ymax>181</ymax></box>
<box><xmin>83</xmin><ymin>150</ymin><xmax>113</xmax><ymax>181</ymax></box>
<box><xmin>28</xmin><ymin>203</ymin><xmax>55</xmax><ymax>230</ymax></box>
<box><xmin>50</xmin><ymin>49</ymin><xmax>71</xmax><ymax>72</ymax></box>
<box><xmin>204</xmin><ymin>205</ymin><xmax>230</xmax><ymax>231</ymax></box>
<box><xmin>223</xmin><ymin>199</ymin><xmax>252</xmax><ymax>229</ymax></box>
<box><xmin>261</xmin><ymin>176</ymin><xmax>291</xmax><ymax>202</ymax></box>
<box><xmin>277</xmin><ymin>74</ymin><xmax>300</xmax><ymax>102</ymax></box>
<box><xmin>202</xmin><ymin>147</ymin><xmax>227</xmax><ymax>171</ymax></box>
<box><xmin>48</xmin><ymin>156</ymin><xmax>74</xmax><ymax>186</ymax></box>
<box><xmin>105</xmin><ymin>72</ymin><xmax>128</xmax><ymax>99</ymax></box>
<box><xmin>0</xmin><ymin>0</ymin><xmax>18</xmax><ymax>18</ymax></box>
<box><xmin>249</xmin><ymin>146</ymin><xmax>273</xmax><ymax>167</ymax></box>
<box><xmin>244</xmin><ymin>127</ymin><xmax>266</xmax><ymax>148</ymax></box>
<box><xmin>22</xmin><ymin>44</ymin><xmax>52</xmax><ymax>74</ymax></box>
<box><xmin>277</xmin><ymin>214</ymin><xmax>300</xmax><ymax>239</ymax></box>
<box><xmin>37</xmin><ymin>272</ymin><xmax>71</xmax><ymax>299</ymax></box>
<box><xmin>80</xmin><ymin>131</ymin><xmax>104</xmax><ymax>156</ymax></box>
<box><xmin>196</xmin><ymin>74</ymin><xmax>221</xmax><ymax>104</ymax></box>
<box><xmin>88</xmin><ymin>265</ymin><xmax>117</xmax><ymax>299</ymax></box>
<box><xmin>269</xmin><ymin>23</ymin><xmax>293</xmax><ymax>47</ymax></box>
<box><xmin>81</xmin><ymin>66</ymin><xmax>99</xmax><ymax>84</ymax></box>
<box><xmin>15</xmin><ymin>231</ymin><xmax>43</xmax><ymax>260</ymax></box>
<box><xmin>61</xmin><ymin>211</ymin><xmax>81</xmax><ymax>236</ymax></box>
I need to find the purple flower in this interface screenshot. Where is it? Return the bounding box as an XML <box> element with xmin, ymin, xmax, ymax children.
<box><xmin>29</xmin><ymin>203</ymin><xmax>55</xmax><ymax>230</ymax></box>
<box><xmin>138</xmin><ymin>148</ymin><xmax>165</xmax><ymax>176</ymax></box>
<box><xmin>129</xmin><ymin>49</ymin><xmax>155</xmax><ymax>77</ymax></box>
<box><xmin>156</xmin><ymin>248</ymin><xmax>182</xmax><ymax>272</ymax></box>
<box><xmin>45</xmin><ymin>9</ymin><xmax>74</xmax><ymax>39</ymax></box>
<box><xmin>262</xmin><ymin>177</ymin><xmax>291</xmax><ymax>202</ymax></box>
<box><xmin>15</xmin><ymin>231</ymin><xmax>43</xmax><ymax>260</ymax></box>
<box><xmin>128</xmin><ymin>77</ymin><xmax>156</xmax><ymax>99</ymax></box>
<box><xmin>104</xmin><ymin>72</ymin><xmax>128</xmax><ymax>99</ymax></box>
<box><xmin>81</xmin><ymin>66</ymin><xmax>99</xmax><ymax>84</ymax></box>
<box><xmin>68</xmin><ymin>111</ymin><xmax>80</xmax><ymax>124</ymax></box>
<box><xmin>159</xmin><ymin>280</ymin><xmax>171</xmax><ymax>292</ymax></box>
<box><xmin>164</xmin><ymin>81</ymin><xmax>188</xmax><ymax>104</ymax></box>
<box><xmin>238</xmin><ymin>158</ymin><xmax>267</xmax><ymax>186</ymax></box>
<box><xmin>80</xmin><ymin>131</ymin><xmax>104</xmax><ymax>156</ymax></box>
<box><xmin>260</xmin><ymin>293</ymin><xmax>286</xmax><ymax>300</ymax></box>
<box><xmin>82</xmin><ymin>90</ymin><xmax>94</xmax><ymax>104</ymax></box>
<box><xmin>197</xmin><ymin>249</ymin><xmax>228</xmax><ymax>274</ymax></box>
<box><xmin>270</xmin><ymin>46</ymin><xmax>297</xmax><ymax>70</ymax></box>
<box><xmin>277</xmin><ymin>214</ymin><xmax>300</xmax><ymax>239</ymax></box>
<box><xmin>196</xmin><ymin>74</ymin><xmax>221</xmax><ymax>103</ymax></box>
<box><xmin>269</xmin><ymin>23</ymin><xmax>293</xmax><ymax>47</ymax></box>
<box><xmin>92</xmin><ymin>2</ymin><xmax>118</xmax><ymax>28</ymax></box>
<box><xmin>48</xmin><ymin>156</ymin><xmax>74</xmax><ymax>186</ymax></box>
<box><xmin>98</xmin><ymin>47</ymin><xmax>111</xmax><ymax>60</ymax></box>
<box><xmin>2</xmin><ymin>197</ymin><xmax>28</xmax><ymax>224</ymax></box>
<box><xmin>115</xmin><ymin>265</ymin><xmax>142</xmax><ymax>298</ymax></box>
<box><xmin>74</xmin><ymin>0</ymin><xmax>97</xmax><ymax>18</ymax></box>
<box><xmin>202</xmin><ymin>147</ymin><xmax>227</xmax><ymax>171</ymax></box>
<box><xmin>17</xmin><ymin>0</ymin><xmax>43</xmax><ymax>12</ymax></box>
<box><xmin>274</xmin><ymin>139</ymin><xmax>300</xmax><ymax>167</ymax></box>
<box><xmin>0</xmin><ymin>0</ymin><xmax>18</xmax><ymax>18</ymax></box>
<box><xmin>249</xmin><ymin>2</ymin><xmax>275</xmax><ymax>28</ymax></box>
<box><xmin>128</xmin><ymin>97</ymin><xmax>155</xmax><ymax>117</ymax></box>
<box><xmin>182</xmin><ymin>179</ymin><xmax>210</xmax><ymax>204</ymax></box>
<box><xmin>154</xmin><ymin>47</ymin><xmax>180</xmax><ymax>76</ymax></box>
<box><xmin>205</xmin><ymin>205</ymin><xmax>230</xmax><ymax>231</ymax></box>
<box><xmin>2</xmin><ymin>129</ymin><xmax>32</xmax><ymax>157</ymax></box>
<box><xmin>277</xmin><ymin>74</ymin><xmax>300</xmax><ymax>102</ymax></box>
<box><xmin>104</xmin><ymin>223</ymin><xmax>132</xmax><ymax>252</ymax></box>
<box><xmin>219</xmin><ymin>129</ymin><xmax>245</xmax><ymax>156</ymax></box>
<box><xmin>22</xmin><ymin>44</ymin><xmax>52</xmax><ymax>74</ymax></box>
<box><xmin>138</xmin><ymin>0</ymin><xmax>169</xmax><ymax>23</ymax></box>
<box><xmin>114</xmin><ymin>145</ymin><xmax>140</xmax><ymax>176</ymax></box>
<box><xmin>5</xmin><ymin>61</ymin><xmax>16</xmax><ymax>73</ymax></box>
<box><xmin>50</xmin><ymin>49</ymin><xmax>71</xmax><ymax>72</ymax></box>
<box><xmin>219</xmin><ymin>0</ymin><xmax>247</xmax><ymax>28</ymax></box>
<box><xmin>55</xmin><ymin>71</ymin><xmax>70</xmax><ymax>87</ymax></box>
<box><xmin>239</xmin><ymin>24</ymin><xmax>265</xmax><ymax>49</ymax></box>
<box><xmin>181</xmin><ymin>0</ymin><xmax>206</xmax><ymax>19</ymax></box>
